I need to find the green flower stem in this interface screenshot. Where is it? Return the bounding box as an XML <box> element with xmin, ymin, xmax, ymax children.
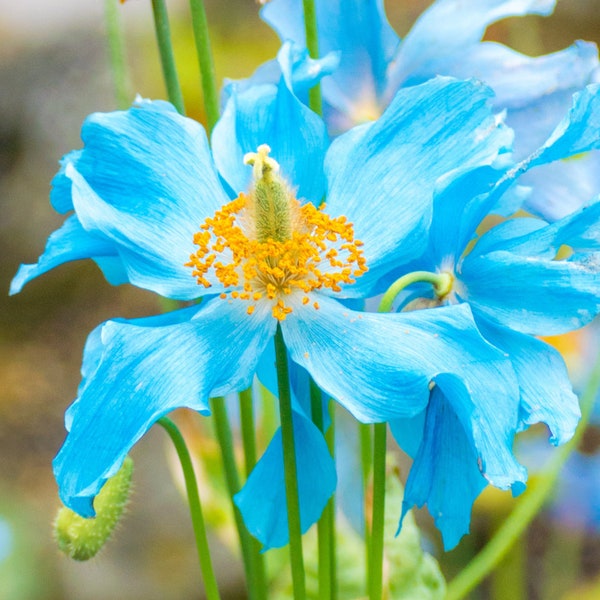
<box><xmin>325</xmin><ymin>401</ymin><xmax>337</xmax><ymax>600</ymax></box>
<box><xmin>359</xmin><ymin>423</ymin><xmax>372</xmax><ymax>591</ymax></box>
<box><xmin>210</xmin><ymin>397</ymin><xmax>267</xmax><ymax>600</ymax></box>
<box><xmin>274</xmin><ymin>324</ymin><xmax>306</xmax><ymax>600</ymax></box>
<box><xmin>310</xmin><ymin>381</ymin><xmax>333</xmax><ymax>600</ymax></box>
<box><xmin>157</xmin><ymin>417</ymin><xmax>220</xmax><ymax>600</ymax></box>
<box><xmin>151</xmin><ymin>0</ymin><xmax>185</xmax><ymax>114</ymax></box>
<box><xmin>378</xmin><ymin>270</ymin><xmax>453</xmax><ymax>314</ymax></box>
<box><xmin>446</xmin><ymin>347</ymin><xmax>600</xmax><ymax>600</ymax></box>
<box><xmin>104</xmin><ymin>0</ymin><xmax>131</xmax><ymax>109</ymax></box>
<box><xmin>302</xmin><ymin>0</ymin><xmax>323</xmax><ymax>115</ymax></box>
<box><xmin>368</xmin><ymin>422</ymin><xmax>387</xmax><ymax>600</ymax></box>
<box><xmin>188</xmin><ymin>0</ymin><xmax>220</xmax><ymax>132</ymax></box>
<box><xmin>239</xmin><ymin>387</ymin><xmax>258</xmax><ymax>477</ymax></box>
<box><xmin>238</xmin><ymin>387</ymin><xmax>268</xmax><ymax>600</ymax></box>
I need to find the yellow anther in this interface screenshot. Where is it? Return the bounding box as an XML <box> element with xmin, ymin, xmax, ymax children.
<box><xmin>185</xmin><ymin>149</ymin><xmax>368</xmax><ymax>321</ymax></box>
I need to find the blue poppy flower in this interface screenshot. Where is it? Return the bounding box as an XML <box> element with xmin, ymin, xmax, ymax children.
<box><xmin>258</xmin><ymin>0</ymin><xmax>600</xmax><ymax>218</ymax></box>
<box><xmin>10</xmin><ymin>73</ymin><xmax>529</xmax><ymax>549</ymax></box>
<box><xmin>387</xmin><ymin>84</ymin><xmax>600</xmax><ymax>549</ymax></box>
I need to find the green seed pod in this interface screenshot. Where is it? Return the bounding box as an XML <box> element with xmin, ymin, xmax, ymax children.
<box><xmin>54</xmin><ymin>456</ymin><xmax>133</xmax><ymax>561</ymax></box>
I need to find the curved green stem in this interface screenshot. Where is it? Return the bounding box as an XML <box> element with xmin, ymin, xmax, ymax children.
<box><xmin>104</xmin><ymin>0</ymin><xmax>131</xmax><ymax>109</ymax></box>
<box><xmin>239</xmin><ymin>387</ymin><xmax>258</xmax><ymax>477</ymax></box>
<box><xmin>274</xmin><ymin>324</ymin><xmax>306</xmax><ymax>600</ymax></box>
<box><xmin>302</xmin><ymin>0</ymin><xmax>322</xmax><ymax>115</ymax></box>
<box><xmin>446</xmin><ymin>348</ymin><xmax>600</xmax><ymax>600</ymax></box>
<box><xmin>151</xmin><ymin>0</ymin><xmax>185</xmax><ymax>114</ymax></box>
<box><xmin>378</xmin><ymin>271</ymin><xmax>453</xmax><ymax>314</ymax></box>
<box><xmin>157</xmin><ymin>417</ymin><xmax>220</xmax><ymax>600</ymax></box>
<box><xmin>189</xmin><ymin>0</ymin><xmax>220</xmax><ymax>131</ymax></box>
<box><xmin>369</xmin><ymin>422</ymin><xmax>387</xmax><ymax>600</ymax></box>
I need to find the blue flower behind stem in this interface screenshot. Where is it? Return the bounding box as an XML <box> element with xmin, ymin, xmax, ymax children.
<box><xmin>11</xmin><ymin>54</ymin><xmax>600</xmax><ymax>551</ymax></box>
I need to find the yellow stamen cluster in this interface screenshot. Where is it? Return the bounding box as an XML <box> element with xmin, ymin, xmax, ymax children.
<box><xmin>186</xmin><ymin>194</ymin><xmax>368</xmax><ymax>320</ymax></box>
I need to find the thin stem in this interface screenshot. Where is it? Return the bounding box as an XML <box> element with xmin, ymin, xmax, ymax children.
<box><xmin>239</xmin><ymin>387</ymin><xmax>258</xmax><ymax>478</ymax></box>
<box><xmin>302</xmin><ymin>0</ymin><xmax>323</xmax><ymax>115</ymax></box>
<box><xmin>157</xmin><ymin>417</ymin><xmax>220</xmax><ymax>600</ymax></box>
<box><xmin>189</xmin><ymin>0</ymin><xmax>220</xmax><ymax>132</ymax></box>
<box><xmin>359</xmin><ymin>422</ymin><xmax>372</xmax><ymax>590</ymax></box>
<box><xmin>378</xmin><ymin>270</ymin><xmax>453</xmax><ymax>314</ymax></box>
<box><xmin>210</xmin><ymin>397</ymin><xmax>267</xmax><ymax>600</ymax></box>
<box><xmin>310</xmin><ymin>381</ymin><xmax>332</xmax><ymax>599</ymax></box>
<box><xmin>325</xmin><ymin>401</ymin><xmax>337</xmax><ymax>600</ymax></box>
<box><xmin>274</xmin><ymin>324</ymin><xmax>306</xmax><ymax>600</ymax></box>
<box><xmin>369</xmin><ymin>422</ymin><xmax>387</xmax><ymax>600</ymax></box>
<box><xmin>104</xmin><ymin>0</ymin><xmax>131</xmax><ymax>109</ymax></box>
<box><xmin>446</xmin><ymin>348</ymin><xmax>600</xmax><ymax>600</ymax></box>
<box><xmin>151</xmin><ymin>0</ymin><xmax>185</xmax><ymax>114</ymax></box>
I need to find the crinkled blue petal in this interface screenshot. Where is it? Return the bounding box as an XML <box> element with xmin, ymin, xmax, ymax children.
<box><xmin>281</xmin><ymin>294</ymin><xmax>516</xmax><ymax>423</ymax></box>
<box><xmin>261</xmin><ymin>0</ymin><xmax>398</xmax><ymax>124</ymax></box>
<box><xmin>54</xmin><ymin>297</ymin><xmax>276</xmax><ymax>517</ymax></box>
<box><xmin>476</xmin><ymin>319</ymin><xmax>580</xmax><ymax>444</ymax></box>
<box><xmin>396</xmin><ymin>383</ymin><xmax>488</xmax><ymax>551</ymax></box>
<box><xmin>397</xmin><ymin>371</ymin><xmax>527</xmax><ymax>550</ymax></box>
<box><xmin>222</xmin><ymin>42</ymin><xmax>339</xmax><ymax>117</ymax></box>
<box><xmin>520</xmin><ymin>151</ymin><xmax>600</xmax><ymax>220</ymax></box>
<box><xmin>50</xmin><ymin>149</ymin><xmax>82</xmax><ymax>214</ymax></box>
<box><xmin>234</xmin><ymin>408</ymin><xmax>336</xmax><ymax>550</ymax></box>
<box><xmin>388</xmin><ymin>0</ymin><xmax>555</xmax><ymax>93</ymax></box>
<box><xmin>61</xmin><ymin>99</ymin><xmax>230</xmax><ymax>300</ymax></box>
<box><xmin>461</xmin><ymin>201</ymin><xmax>600</xmax><ymax>334</ymax></box>
<box><xmin>10</xmin><ymin>214</ymin><xmax>124</xmax><ymax>295</ymax></box>
<box><xmin>324</xmin><ymin>77</ymin><xmax>512</xmax><ymax>295</ymax></box>
<box><xmin>212</xmin><ymin>77</ymin><xmax>328</xmax><ymax>203</ymax></box>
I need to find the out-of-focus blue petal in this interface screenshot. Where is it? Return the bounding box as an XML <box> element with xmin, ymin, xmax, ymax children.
<box><xmin>397</xmin><ymin>372</ymin><xmax>526</xmax><ymax>550</ymax></box>
<box><xmin>212</xmin><ymin>78</ymin><xmax>328</xmax><ymax>203</ymax></box>
<box><xmin>461</xmin><ymin>201</ymin><xmax>600</xmax><ymax>334</ymax></box>
<box><xmin>476</xmin><ymin>320</ymin><xmax>580</xmax><ymax>444</ymax></box>
<box><xmin>520</xmin><ymin>151</ymin><xmax>600</xmax><ymax>220</ymax></box>
<box><xmin>281</xmin><ymin>294</ymin><xmax>515</xmax><ymax>423</ymax></box>
<box><xmin>10</xmin><ymin>215</ymin><xmax>123</xmax><ymax>295</ymax></box>
<box><xmin>261</xmin><ymin>0</ymin><xmax>398</xmax><ymax>123</ymax></box>
<box><xmin>388</xmin><ymin>0</ymin><xmax>556</xmax><ymax>93</ymax></box>
<box><xmin>54</xmin><ymin>297</ymin><xmax>276</xmax><ymax>517</ymax></box>
<box><xmin>60</xmin><ymin>99</ymin><xmax>230</xmax><ymax>300</ymax></box>
<box><xmin>234</xmin><ymin>409</ymin><xmax>336</xmax><ymax>549</ymax></box>
<box><xmin>324</xmin><ymin>78</ymin><xmax>512</xmax><ymax>294</ymax></box>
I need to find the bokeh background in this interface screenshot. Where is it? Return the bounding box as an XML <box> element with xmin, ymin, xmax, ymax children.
<box><xmin>1</xmin><ymin>1</ymin><xmax>600</xmax><ymax>598</ymax></box>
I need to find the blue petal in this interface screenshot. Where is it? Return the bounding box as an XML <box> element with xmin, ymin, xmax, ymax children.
<box><xmin>396</xmin><ymin>384</ymin><xmax>488</xmax><ymax>551</ymax></box>
<box><xmin>234</xmin><ymin>409</ymin><xmax>336</xmax><ymax>550</ymax></box>
<box><xmin>281</xmin><ymin>294</ymin><xmax>517</xmax><ymax>423</ymax></box>
<box><xmin>520</xmin><ymin>151</ymin><xmax>600</xmax><ymax>221</ymax></box>
<box><xmin>261</xmin><ymin>0</ymin><xmax>398</xmax><ymax>124</ymax></box>
<box><xmin>50</xmin><ymin>150</ymin><xmax>82</xmax><ymax>214</ymax></box>
<box><xmin>54</xmin><ymin>297</ymin><xmax>275</xmax><ymax>516</ymax></box>
<box><xmin>324</xmin><ymin>77</ymin><xmax>512</xmax><ymax>295</ymax></box>
<box><xmin>212</xmin><ymin>77</ymin><xmax>328</xmax><ymax>203</ymax></box>
<box><xmin>10</xmin><ymin>214</ymin><xmax>123</xmax><ymax>295</ymax></box>
<box><xmin>396</xmin><ymin>370</ymin><xmax>527</xmax><ymax>550</ymax></box>
<box><xmin>461</xmin><ymin>201</ymin><xmax>600</xmax><ymax>334</ymax></box>
<box><xmin>64</xmin><ymin>99</ymin><xmax>230</xmax><ymax>299</ymax></box>
<box><xmin>388</xmin><ymin>0</ymin><xmax>556</xmax><ymax>93</ymax></box>
<box><xmin>476</xmin><ymin>320</ymin><xmax>580</xmax><ymax>444</ymax></box>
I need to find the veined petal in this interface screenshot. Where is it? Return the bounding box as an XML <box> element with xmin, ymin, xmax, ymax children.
<box><xmin>396</xmin><ymin>370</ymin><xmax>526</xmax><ymax>550</ymax></box>
<box><xmin>212</xmin><ymin>78</ymin><xmax>328</xmax><ymax>203</ymax></box>
<box><xmin>461</xmin><ymin>201</ymin><xmax>600</xmax><ymax>334</ymax></box>
<box><xmin>261</xmin><ymin>0</ymin><xmax>398</xmax><ymax>118</ymax></box>
<box><xmin>476</xmin><ymin>320</ymin><xmax>580</xmax><ymax>444</ymax></box>
<box><xmin>280</xmin><ymin>294</ymin><xmax>515</xmax><ymax>423</ymax></box>
<box><xmin>324</xmin><ymin>78</ymin><xmax>512</xmax><ymax>294</ymax></box>
<box><xmin>10</xmin><ymin>214</ymin><xmax>124</xmax><ymax>295</ymax></box>
<box><xmin>54</xmin><ymin>297</ymin><xmax>275</xmax><ymax>517</ymax></box>
<box><xmin>50</xmin><ymin>149</ymin><xmax>82</xmax><ymax>214</ymax></box>
<box><xmin>388</xmin><ymin>0</ymin><xmax>556</xmax><ymax>93</ymax></box>
<box><xmin>396</xmin><ymin>385</ymin><xmax>488</xmax><ymax>551</ymax></box>
<box><xmin>234</xmin><ymin>409</ymin><xmax>336</xmax><ymax>550</ymax></box>
<box><xmin>61</xmin><ymin>99</ymin><xmax>230</xmax><ymax>299</ymax></box>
